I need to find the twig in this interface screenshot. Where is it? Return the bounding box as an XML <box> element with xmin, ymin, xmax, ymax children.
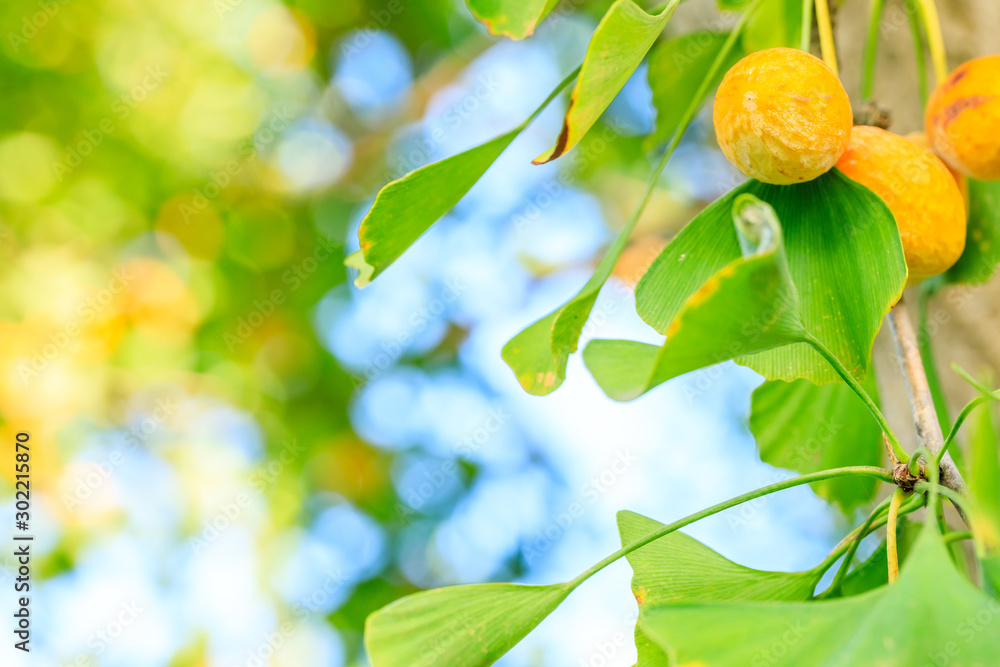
<box><xmin>887</xmin><ymin>297</ymin><xmax>969</xmax><ymax>521</ymax></box>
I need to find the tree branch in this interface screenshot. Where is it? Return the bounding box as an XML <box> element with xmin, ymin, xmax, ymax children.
<box><xmin>887</xmin><ymin>296</ymin><xmax>969</xmax><ymax>519</ymax></box>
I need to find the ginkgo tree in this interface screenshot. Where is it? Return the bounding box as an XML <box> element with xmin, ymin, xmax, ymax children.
<box><xmin>347</xmin><ymin>0</ymin><xmax>1000</xmax><ymax>664</ymax></box>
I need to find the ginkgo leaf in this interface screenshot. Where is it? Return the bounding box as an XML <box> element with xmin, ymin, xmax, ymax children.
<box><xmin>640</xmin><ymin>523</ymin><xmax>1000</xmax><ymax>665</ymax></box>
<box><xmin>533</xmin><ymin>0</ymin><xmax>680</xmax><ymax>164</ymax></box>
<box><xmin>348</xmin><ymin>130</ymin><xmax>519</xmax><ymax>286</ymax></box>
<box><xmin>618</xmin><ymin>511</ymin><xmax>823</xmax><ymax>667</ymax></box>
<box><xmin>750</xmin><ymin>377</ymin><xmax>884</xmax><ymax>511</ymax></box>
<box><xmin>946</xmin><ymin>179</ymin><xmax>1000</xmax><ymax>284</ymax></box>
<box><xmin>969</xmin><ymin>393</ymin><xmax>1000</xmax><ymax>554</ymax></box>
<box><xmin>347</xmin><ymin>67</ymin><xmax>580</xmax><ymax>286</ymax></box>
<box><xmin>465</xmin><ymin>0</ymin><xmax>559</xmax><ymax>39</ymax></box>
<box><xmin>365</xmin><ymin>582</ymin><xmax>572</xmax><ymax>667</ymax></box>
<box><xmin>584</xmin><ymin>195</ymin><xmax>807</xmax><ymax>401</ymax></box>
<box><xmin>636</xmin><ymin>170</ymin><xmax>906</xmax><ymax>384</ymax></box>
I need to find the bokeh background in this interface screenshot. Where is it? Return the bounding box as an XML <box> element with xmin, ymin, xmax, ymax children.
<box><xmin>1</xmin><ymin>0</ymin><xmax>998</xmax><ymax>666</ymax></box>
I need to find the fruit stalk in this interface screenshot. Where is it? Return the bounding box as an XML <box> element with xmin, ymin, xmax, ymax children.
<box><xmin>887</xmin><ymin>297</ymin><xmax>968</xmax><ymax>514</ymax></box>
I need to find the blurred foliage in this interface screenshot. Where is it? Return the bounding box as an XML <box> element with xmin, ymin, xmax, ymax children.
<box><xmin>0</xmin><ymin>0</ymin><xmax>748</xmax><ymax>664</ymax></box>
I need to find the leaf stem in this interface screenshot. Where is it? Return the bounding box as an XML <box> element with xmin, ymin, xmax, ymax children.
<box><xmin>905</xmin><ymin>0</ymin><xmax>930</xmax><ymax>105</ymax></box>
<box><xmin>887</xmin><ymin>488</ymin><xmax>906</xmax><ymax>583</ymax></box>
<box><xmin>917</xmin><ymin>0</ymin><xmax>948</xmax><ymax>84</ymax></box>
<box><xmin>626</xmin><ymin>4</ymin><xmax>758</xmax><ymax>230</ymax></box>
<box><xmin>814</xmin><ymin>0</ymin><xmax>838</xmax><ymax>77</ymax></box>
<box><xmin>804</xmin><ymin>332</ymin><xmax>908</xmax><ymax>463</ymax></box>
<box><xmin>861</xmin><ymin>0</ymin><xmax>885</xmax><ymax>99</ymax></box>
<box><xmin>937</xmin><ymin>365</ymin><xmax>1000</xmax><ymax>465</ymax></box>
<box><xmin>940</xmin><ymin>396</ymin><xmax>989</xmax><ymax>465</ymax></box>
<box><xmin>568</xmin><ymin>2</ymin><xmax>760</xmax><ymax>296</ymax></box>
<box><xmin>800</xmin><ymin>0</ymin><xmax>814</xmax><ymax>52</ymax></box>
<box><xmin>521</xmin><ymin>65</ymin><xmax>582</xmax><ymax>129</ymax></box>
<box><xmin>570</xmin><ymin>466</ymin><xmax>893</xmax><ymax>587</ymax></box>
<box><xmin>944</xmin><ymin>530</ymin><xmax>973</xmax><ymax>545</ymax></box>
<box><xmin>820</xmin><ymin>493</ymin><xmax>925</xmax><ymax>597</ymax></box>
<box><xmin>915</xmin><ymin>482</ymin><xmax>972</xmax><ymax>527</ymax></box>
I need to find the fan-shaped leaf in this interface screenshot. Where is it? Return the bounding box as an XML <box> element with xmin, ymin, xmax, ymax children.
<box><xmin>585</xmin><ymin>195</ymin><xmax>807</xmax><ymax>401</ymax></box>
<box><xmin>618</xmin><ymin>511</ymin><xmax>824</xmax><ymax>667</ymax></box>
<box><xmin>365</xmin><ymin>582</ymin><xmax>572</xmax><ymax>667</ymax></box>
<box><xmin>636</xmin><ymin>170</ymin><xmax>906</xmax><ymax>384</ymax></box>
<box><xmin>641</xmin><ymin>524</ymin><xmax>1000</xmax><ymax>665</ymax></box>
<box><xmin>347</xmin><ymin>130</ymin><xmax>519</xmax><ymax>286</ymax></box>
<box><xmin>946</xmin><ymin>179</ymin><xmax>1000</xmax><ymax>284</ymax></box>
<box><xmin>749</xmin><ymin>377</ymin><xmax>884</xmax><ymax>511</ymax></box>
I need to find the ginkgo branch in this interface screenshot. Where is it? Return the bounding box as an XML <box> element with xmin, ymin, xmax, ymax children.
<box><xmin>887</xmin><ymin>298</ymin><xmax>968</xmax><ymax>513</ymax></box>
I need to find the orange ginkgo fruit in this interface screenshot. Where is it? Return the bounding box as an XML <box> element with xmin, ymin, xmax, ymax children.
<box><xmin>713</xmin><ymin>47</ymin><xmax>853</xmax><ymax>185</ymax></box>
<box><xmin>906</xmin><ymin>131</ymin><xmax>969</xmax><ymax>204</ymax></box>
<box><xmin>837</xmin><ymin>126</ymin><xmax>966</xmax><ymax>283</ymax></box>
<box><xmin>925</xmin><ymin>55</ymin><xmax>1000</xmax><ymax>180</ymax></box>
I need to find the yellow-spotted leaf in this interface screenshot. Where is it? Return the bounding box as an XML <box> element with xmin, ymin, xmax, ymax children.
<box><xmin>635</xmin><ymin>170</ymin><xmax>906</xmax><ymax>384</ymax></box>
<box><xmin>584</xmin><ymin>195</ymin><xmax>807</xmax><ymax>401</ymax></box>
<box><xmin>465</xmin><ymin>0</ymin><xmax>560</xmax><ymax>39</ymax></box>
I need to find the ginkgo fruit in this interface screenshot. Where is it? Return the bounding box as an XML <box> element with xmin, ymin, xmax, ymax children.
<box><xmin>837</xmin><ymin>126</ymin><xmax>966</xmax><ymax>283</ymax></box>
<box><xmin>906</xmin><ymin>131</ymin><xmax>969</xmax><ymax>204</ymax></box>
<box><xmin>925</xmin><ymin>55</ymin><xmax>1000</xmax><ymax>180</ymax></box>
<box><xmin>713</xmin><ymin>47</ymin><xmax>853</xmax><ymax>185</ymax></box>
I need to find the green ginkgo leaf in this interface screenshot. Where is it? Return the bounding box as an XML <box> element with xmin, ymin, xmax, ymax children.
<box><xmin>533</xmin><ymin>0</ymin><xmax>680</xmax><ymax>164</ymax></box>
<box><xmin>750</xmin><ymin>376</ymin><xmax>884</xmax><ymax>511</ymax></box>
<box><xmin>346</xmin><ymin>130</ymin><xmax>519</xmax><ymax>286</ymax></box>
<box><xmin>585</xmin><ymin>195</ymin><xmax>807</xmax><ymax>401</ymax></box>
<box><xmin>636</xmin><ymin>170</ymin><xmax>906</xmax><ymax>385</ymax></box>
<box><xmin>946</xmin><ymin>179</ymin><xmax>1000</xmax><ymax>284</ymax></box>
<box><xmin>640</xmin><ymin>524</ymin><xmax>1000</xmax><ymax>665</ymax></box>
<box><xmin>365</xmin><ymin>582</ymin><xmax>572</xmax><ymax>667</ymax></box>
<box><xmin>618</xmin><ymin>511</ymin><xmax>824</xmax><ymax>667</ymax></box>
